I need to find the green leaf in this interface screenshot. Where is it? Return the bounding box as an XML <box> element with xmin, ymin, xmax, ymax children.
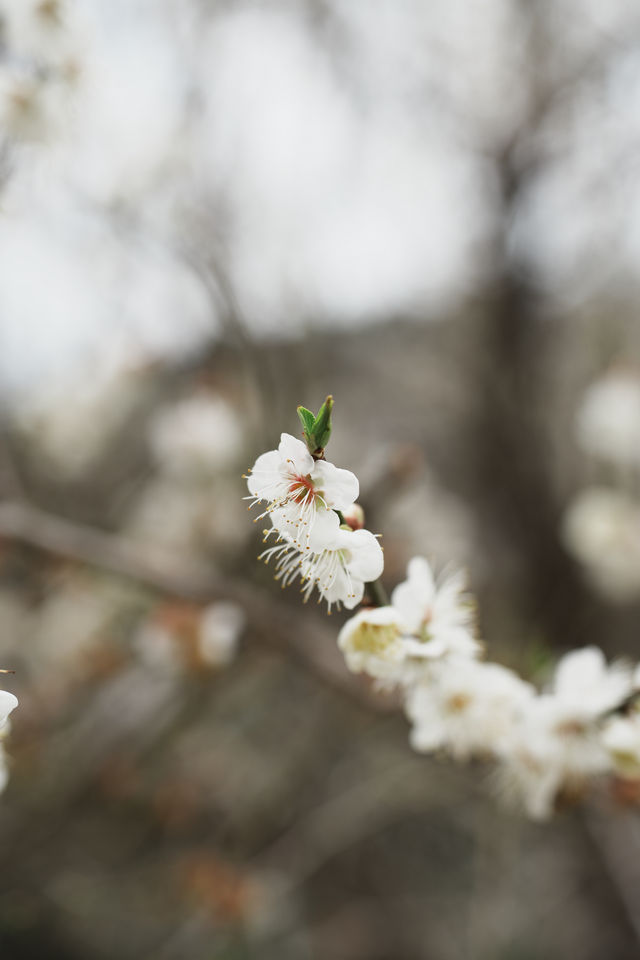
<box><xmin>297</xmin><ymin>405</ymin><xmax>316</xmax><ymax>443</ymax></box>
<box><xmin>311</xmin><ymin>395</ymin><xmax>333</xmax><ymax>452</ymax></box>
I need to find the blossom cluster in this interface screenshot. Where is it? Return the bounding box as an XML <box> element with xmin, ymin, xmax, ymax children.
<box><xmin>563</xmin><ymin>368</ymin><xmax>640</xmax><ymax>601</ymax></box>
<box><xmin>246</xmin><ymin>432</ymin><xmax>383</xmax><ymax>612</ymax></box>
<box><xmin>0</xmin><ymin>0</ymin><xmax>81</xmax><ymax>146</ymax></box>
<box><xmin>339</xmin><ymin>560</ymin><xmax>640</xmax><ymax>819</ymax></box>
<box><xmin>247</xmin><ymin>413</ymin><xmax>640</xmax><ymax>820</ymax></box>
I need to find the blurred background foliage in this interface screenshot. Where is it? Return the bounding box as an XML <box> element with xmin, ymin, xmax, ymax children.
<box><xmin>1</xmin><ymin>0</ymin><xmax>640</xmax><ymax>957</ymax></box>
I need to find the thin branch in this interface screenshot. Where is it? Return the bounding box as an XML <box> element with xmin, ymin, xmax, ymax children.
<box><xmin>0</xmin><ymin>499</ymin><xmax>394</xmax><ymax>713</ymax></box>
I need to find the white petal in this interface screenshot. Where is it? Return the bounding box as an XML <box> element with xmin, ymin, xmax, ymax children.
<box><xmin>402</xmin><ymin>636</ymin><xmax>449</xmax><ymax>659</ymax></box>
<box><xmin>271</xmin><ymin>504</ymin><xmax>340</xmax><ymax>551</ymax></box>
<box><xmin>278</xmin><ymin>433</ymin><xmax>314</xmax><ymax>476</ymax></box>
<box><xmin>342</xmin><ymin>580</ymin><xmax>365</xmax><ymax>610</ymax></box>
<box><xmin>311</xmin><ymin>460</ymin><xmax>359</xmax><ymax>510</ymax></box>
<box><xmin>247</xmin><ymin>449</ymin><xmax>286</xmax><ymax>499</ymax></box>
<box><xmin>320</xmin><ymin>567</ymin><xmax>354</xmax><ymax>607</ymax></box>
<box><xmin>554</xmin><ymin>647</ymin><xmax>606</xmax><ymax>695</ymax></box>
<box><xmin>306</xmin><ymin>507</ymin><xmax>341</xmax><ymax>550</ymax></box>
<box><xmin>344</xmin><ymin>529</ymin><xmax>384</xmax><ymax>582</ymax></box>
<box><xmin>391</xmin><ymin>556</ymin><xmax>435</xmax><ymax>632</ymax></box>
<box><xmin>0</xmin><ymin>691</ymin><xmax>18</xmax><ymax>729</ymax></box>
<box><xmin>406</xmin><ymin>557</ymin><xmax>436</xmax><ymax>594</ymax></box>
<box><xmin>406</xmin><ymin>688</ymin><xmax>447</xmax><ymax>752</ymax></box>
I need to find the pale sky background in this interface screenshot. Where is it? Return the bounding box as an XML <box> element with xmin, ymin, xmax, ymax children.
<box><xmin>1</xmin><ymin>0</ymin><xmax>640</xmax><ymax>402</ymax></box>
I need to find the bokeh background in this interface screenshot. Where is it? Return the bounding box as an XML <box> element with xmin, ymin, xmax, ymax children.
<box><xmin>2</xmin><ymin>1</ymin><xmax>640</xmax><ymax>957</ymax></box>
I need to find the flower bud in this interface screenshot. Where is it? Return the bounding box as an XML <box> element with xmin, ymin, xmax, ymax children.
<box><xmin>342</xmin><ymin>503</ymin><xmax>365</xmax><ymax>531</ymax></box>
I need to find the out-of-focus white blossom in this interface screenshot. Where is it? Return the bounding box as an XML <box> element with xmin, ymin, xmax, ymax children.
<box><xmin>30</xmin><ymin>579</ymin><xmax>123</xmax><ymax>674</ymax></box>
<box><xmin>0</xmin><ymin>691</ymin><xmax>18</xmax><ymax>796</ymax></box>
<box><xmin>498</xmin><ymin>647</ymin><xmax>632</xmax><ymax>818</ymax></box>
<box><xmin>197</xmin><ymin>602</ymin><xmax>244</xmax><ymax>668</ymax></box>
<box><xmin>337</xmin><ymin>557</ymin><xmax>480</xmax><ymax>686</ymax></box>
<box><xmin>391</xmin><ymin>557</ymin><xmax>481</xmax><ymax>661</ymax></box>
<box><xmin>338</xmin><ymin>606</ymin><xmax>405</xmax><ymax>681</ymax></box>
<box><xmin>133</xmin><ymin>620</ymin><xmax>182</xmax><ymax>676</ymax></box>
<box><xmin>15</xmin><ymin>368</ymin><xmax>146</xmax><ymax>480</ymax></box>
<box><xmin>247</xmin><ymin>433</ymin><xmax>358</xmax><ymax>550</ymax></box>
<box><xmin>1</xmin><ymin>0</ymin><xmax>80</xmax><ymax>70</ymax></box>
<box><xmin>602</xmin><ymin>714</ymin><xmax>640</xmax><ymax>778</ymax></box>
<box><xmin>0</xmin><ymin>0</ymin><xmax>81</xmax><ymax>146</ymax></box>
<box><xmin>562</xmin><ymin>487</ymin><xmax>640</xmax><ymax>601</ymax></box>
<box><xmin>576</xmin><ymin>372</ymin><xmax>640</xmax><ymax>468</ymax></box>
<box><xmin>550</xmin><ymin>647</ymin><xmax>631</xmax><ymax>715</ymax></box>
<box><xmin>150</xmin><ymin>393</ymin><xmax>242</xmax><ymax>477</ymax></box>
<box><xmin>406</xmin><ymin>660</ymin><xmax>534</xmax><ymax>760</ymax></box>
<box><xmin>0</xmin><ymin>691</ymin><xmax>18</xmax><ymax>733</ymax></box>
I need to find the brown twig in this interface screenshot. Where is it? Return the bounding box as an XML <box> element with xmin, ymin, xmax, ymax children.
<box><xmin>0</xmin><ymin>499</ymin><xmax>393</xmax><ymax>713</ymax></box>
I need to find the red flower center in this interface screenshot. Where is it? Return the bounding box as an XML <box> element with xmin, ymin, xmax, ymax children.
<box><xmin>289</xmin><ymin>475</ymin><xmax>316</xmax><ymax>503</ymax></box>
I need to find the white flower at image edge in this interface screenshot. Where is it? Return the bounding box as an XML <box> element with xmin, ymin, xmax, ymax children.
<box><xmin>391</xmin><ymin>557</ymin><xmax>480</xmax><ymax>660</ymax></box>
<box><xmin>497</xmin><ymin>647</ymin><xmax>632</xmax><ymax>819</ymax></box>
<box><xmin>602</xmin><ymin>714</ymin><xmax>640</xmax><ymax>777</ymax></box>
<box><xmin>0</xmin><ymin>745</ymin><xmax>8</xmax><ymax>794</ymax></box>
<box><xmin>261</xmin><ymin>510</ymin><xmax>383</xmax><ymax>611</ymax></box>
<box><xmin>0</xmin><ymin>690</ymin><xmax>17</xmax><ymax>795</ymax></box>
<box><xmin>247</xmin><ymin>433</ymin><xmax>359</xmax><ymax>549</ymax></box>
<box><xmin>0</xmin><ymin>690</ymin><xmax>17</xmax><ymax>732</ymax></box>
<box><xmin>576</xmin><ymin>373</ymin><xmax>640</xmax><ymax>467</ymax></box>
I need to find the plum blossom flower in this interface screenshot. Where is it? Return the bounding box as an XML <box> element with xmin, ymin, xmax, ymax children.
<box><xmin>391</xmin><ymin>557</ymin><xmax>481</xmax><ymax>661</ymax></box>
<box><xmin>336</xmin><ymin>557</ymin><xmax>480</xmax><ymax>686</ymax></box>
<box><xmin>150</xmin><ymin>394</ymin><xmax>242</xmax><ymax>477</ymax></box>
<box><xmin>548</xmin><ymin>646</ymin><xmax>632</xmax><ymax>717</ymax></box>
<box><xmin>198</xmin><ymin>602</ymin><xmax>245</xmax><ymax>668</ymax></box>
<box><xmin>260</xmin><ymin>510</ymin><xmax>383</xmax><ymax>611</ymax></box>
<box><xmin>497</xmin><ymin>647</ymin><xmax>632</xmax><ymax>818</ymax></box>
<box><xmin>406</xmin><ymin>659</ymin><xmax>534</xmax><ymax>760</ymax></box>
<box><xmin>576</xmin><ymin>371</ymin><xmax>640</xmax><ymax>468</ymax></box>
<box><xmin>0</xmin><ymin>690</ymin><xmax>18</xmax><ymax>733</ymax></box>
<box><xmin>338</xmin><ymin>606</ymin><xmax>406</xmax><ymax>681</ymax></box>
<box><xmin>562</xmin><ymin>487</ymin><xmax>640</xmax><ymax>602</ymax></box>
<box><xmin>602</xmin><ymin>714</ymin><xmax>640</xmax><ymax>778</ymax></box>
<box><xmin>246</xmin><ymin>433</ymin><xmax>359</xmax><ymax>550</ymax></box>
<box><xmin>0</xmin><ymin>690</ymin><xmax>18</xmax><ymax>796</ymax></box>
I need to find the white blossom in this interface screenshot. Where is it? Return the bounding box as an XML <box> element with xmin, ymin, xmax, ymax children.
<box><xmin>336</xmin><ymin>556</ymin><xmax>481</xmax><ymax>687</ymax></box>
<box><xmin>198</xmin><ymin>602</ymin><xmax>245</xmax><ymax>668</ymax></box>
<box><xmin>550</xmin><ymin>646</ymin><xmax>632</xmax><ymax>716</ymax></box>
<box><xmin>261</xmin><ymin>511</ymin><xmax>383</xmax><ymax>611</ymax></box>
<box><xmin>247</xmin><ymin>433</ymin><xmax>358</xmax><ymax>550</ymax></box>
<box><xmin>338</xmin><ymin>606</ymin><xmax>406</xmax><ymax>680</ymax></box>
<box><xmin>497</xmin><ymin>647</ymin><xmax>631</xmax><ymax>818</ymax></box>
<box><xmin>406</xmin><ymin>660</ymin><xmax>534</xmax><ymax>760</ymax></box>
<box><xmin>391</xmin><ymin>557</ymin><xmax>481</xmax><ymax>661</ymax></box>
<box><xmin>0</xmin><ymin>690</ymin><xmax>17</xmax><ymax>795</ymax></box>
<box><xmin>602</xmin><ymin>714</ymin><xmax>640</xmax><ymax>777</ymax></box>
<box><xmin>562</xmin><ymin>487</ymin><xmax>640</xmax><ymax>602</ymax></box>
<box><xmin>150</xmin><ymin>393</ymin><xmax>242</xmax><ymax>477</ymax></box>
<box><xmin>576</xmin><ymin>371</ymin><xmax>640</xmax><ymax>468</ymax></box>
<box><xmin>0</xmin><ymin>691</ymin><xmax>18</xmax><ymax>733</ymax></box>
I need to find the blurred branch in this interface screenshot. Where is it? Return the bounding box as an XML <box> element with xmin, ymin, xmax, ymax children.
<box><xmin>256</xmin><ymin>756</ymin><xmax>476</xmax><ymax>889</ymax></box>
<box><xmin>583</xmin><ymin>807</ymin><xmax>640</xmax><ymax>948</ymax></box>
<box><xmin>0</xmin><ymin>499</ymin><xmax>392</xmax><ymax>713</ymax></box>
<box><xmin>0</xmin><ymin>500</ymin><xmax>216</xmax><ymax>598</ymax></box>
<box><xmin>0</xmin><ymin>423</ymin><xmax>26</xmax><ymax>501</ymax></box>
